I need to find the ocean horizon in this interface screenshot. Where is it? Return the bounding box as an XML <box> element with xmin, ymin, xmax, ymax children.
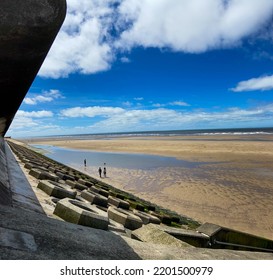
<box><xmin>20</xmin><ymin>126</ymin><xmax>273</xmax><ymax>140</ymax></box>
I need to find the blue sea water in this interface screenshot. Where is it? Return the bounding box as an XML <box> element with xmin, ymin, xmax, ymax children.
<box><xmin>29</xmin><ymin>127</ymin><xmax>273</xmax><ymax>141</ymax></box>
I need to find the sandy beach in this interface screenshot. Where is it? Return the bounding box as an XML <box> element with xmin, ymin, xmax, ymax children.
<box><xmin>26</xmin><ymin>134</ymin><xmax>273</xmax><ymax>240</ymax></box>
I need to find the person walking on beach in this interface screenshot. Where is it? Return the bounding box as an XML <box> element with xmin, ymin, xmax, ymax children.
<box><xmin>84</xmin><ymin>159</ymin><xmax>86</xmax><ymax>167</ymax></box>
<box><xmin>98</xmin><ymin>167</ymin><xmax>102</xmax><ymax>178</ymax></box>
<box><xmin>103</xmin><ymin>167</ymin><xmax>107</xmax><ymax>178</ymax></box>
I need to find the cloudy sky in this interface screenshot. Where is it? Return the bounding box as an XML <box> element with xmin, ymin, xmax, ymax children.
<box><xmin>7</xmin><ymin>0</ymin><xmax>273</xmax><ymax>137</ymax></box>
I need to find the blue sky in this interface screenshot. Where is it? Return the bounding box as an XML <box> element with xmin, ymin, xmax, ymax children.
<box><xmin>8</xmin><ymin>0</ymin><xmax>273</xmax><ymax>137</ymax></box>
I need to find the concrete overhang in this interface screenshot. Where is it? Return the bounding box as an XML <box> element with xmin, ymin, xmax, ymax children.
<box><xmin>0</xmin><ymin>0</ymin><xmax>67</xmax><ymax>136</ymax></box>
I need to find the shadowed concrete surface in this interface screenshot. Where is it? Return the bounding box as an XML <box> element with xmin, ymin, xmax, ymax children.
<box><xmin>1</xmin><ymin>1</ymin><xmax>273</xmax><ymax>260</ymax></box>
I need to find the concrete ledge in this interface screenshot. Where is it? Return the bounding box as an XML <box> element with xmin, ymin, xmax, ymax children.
<box><xmin>0</xmin><ymin>139</ymin><xmax>11</xmax><ymax>205</ymax></box>
<box><xmin>107</xmin><ymin>206</ymin><xmax>143</xmax><ymax>230</ymax></box>
<box><xmin>53</xmin><ymin>198</ymin><xmax>109</xmax><ymax>230</ymax></box>
<box><xmin>197</xmin><ymin>223</ymin><xmax>273</xmax><ymax>252</ymax></box>
<box><xmin>37</xmin><ymin>180</ymin><xmax>77</xmax><ymax>199</ymax></box>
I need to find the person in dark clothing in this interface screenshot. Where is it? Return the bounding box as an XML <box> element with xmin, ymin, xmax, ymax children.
<box><xmin>98</xmin><ymin>167</ymin><xmax>102</xmax><ymax>178</ymax></box>
<box><xmin>103</xmin><ymin>167</ymin><xmax>107</xmax><ymax>178</ymax></box>
<box><xmin>84</xmin><ymin>159</ymin><xmax>86</xmax><ymax>167</ymax></box>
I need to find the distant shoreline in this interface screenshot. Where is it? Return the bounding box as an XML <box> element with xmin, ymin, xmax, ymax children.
<box><xmin>15</xmin><ymin>126</ymin><xmax>273</xmax><ymax>142</ymax></box>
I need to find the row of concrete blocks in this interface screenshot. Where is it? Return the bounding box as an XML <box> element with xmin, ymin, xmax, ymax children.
<box><xmin>37</xmin><ymin>179</ymin><xmax>161</xmax><ymax>232</ymax></box>
<box><xmin>9</xmin><ymin>142</ymin><xmax>174</xmax><ymax>231</ymax></box>
<box><xmin>9</xmin><ymin>142</ymin><xmax>153</xmax><ymax>212</ymax></box>
<box><xmin>25</xmin><ymin>162</ymin><xmax>154</xmax><ymax>214</ymax></box>
<box><xmin>9</xmin><ymin>142</ymin><xmax>90</xmax><ymax>183</ymax></box>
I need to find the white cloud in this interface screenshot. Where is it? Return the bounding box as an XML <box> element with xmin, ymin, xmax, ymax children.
<box><xmin>16</xmin><ymin>110</ymin><xmax>54</xmax><ymax>118</ymax></box>
<box><xmin>38</xmin><ymin>0</ymin><xmax>273</xmax><ymax>78</ymax></box>
<box><xmin>117</xmin><ymin>0</ymin><xmax>273</xmax><ymax>52</ymax></box>
<box><xmin>122</xmin><ymin>101</ymin><xmax>133</xmax><ymax>107</ymax></box>
<box><xmin>38</xmin><ymin>0</ymin><xmax>114</xmax><ymax>78</ymax></box>
<box><xmin>169</xmin><ymin>101</ymin><xmax>190</xmax><ymax>106</ymax></box>
<box><xmin>24</xmin><ymin>89</ymin><xmax>63</xmax><ymax>105</ymax></box>
<box><xmin>231</xmin><ymin>75</ymin><xmax>273</xmax><ymax>92</ymax></box>
<box><xmin>60</xmin><ymin>106</ymin><xmax>125</xmax><ymax>117</ymax></box>
<box><xmin>8</xmin><ymin>110</ymin><xmax>54</xmax><ymax>134</ymax></box>
<box><xmin>8</xmin><ymin>117</ymin><xmax>39</xmax><ymax>130</ymax></box>
<box><xmin>57</xmin><ymin>104</ymin><xmax>273</xmax><ymax>133</ymax></box>
<box><xmin>152</xmin><ymin>101</ymin><xmax>190</xmax><ymax>107</ymax></box>
<box><xmin>120</xmin><ymin>57</ymin><xmax>131</xmax><ymax>63</ymax></box>
<box><xmin>8</xmin><ymin>103</ymin><xmax>273</xmax><ymax>137</ymax></box>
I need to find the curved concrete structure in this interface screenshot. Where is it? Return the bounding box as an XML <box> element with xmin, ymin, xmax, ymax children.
<box><xmin>0</xmin><ymin>0</ymin><xmax>66</xmax><ymax>136</ymax></box>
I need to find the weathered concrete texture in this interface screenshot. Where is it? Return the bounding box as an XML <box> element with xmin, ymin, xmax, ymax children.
<box><xmin>108</xmin><ymin>206</ymin><xmax>143</xmax><ymax>230</ymax></box>
<box><xmin>108</xmin><ymin>196</ymin><xmax>130</xmax><ymax>209</ymax></box>
<box><xmin>0</xmin><ymin>138</ymin><xmax>11</xmax><ymax>205</ymax></box>
<box><xmin>133</xmin><ymin>210</ymin><xmax>161</xmax><ymax>225</ymax></box>
<box><xmin>0</xmin><ymin>0</ymin><xmax>66</xmax><ymax>136</ymax></box>
<box><xmin>81</xmin><ymin>190</ymin><xmax>108</xmax><ymax>207</ymax></box>
<box><xmin>4</xmin><ymin>142</ymin><xmax>44</xmax><ymax>213</ymax></box>
<box><xmin>152</xmin><ymin>224</ymin><xmax>210</xmax><ymax>248</ymax></box>
<box><xmin>132</xmin><ymin>224</ymin><xmax>193</xmax><ymax>248</ymax></box>
<box><xmin>0</xmin><ymin>226</ymin><xmax>37</xmax><ymax>252</ymax></box>
<box><xmin>54</xmin><ymin>198</ymin><xmax>109</xmax><ymax>230</ymax></box>
<box><xmin>37</xmin><ymin>180</ymin><xmax>77</xmax><ymax>199</ymax></box>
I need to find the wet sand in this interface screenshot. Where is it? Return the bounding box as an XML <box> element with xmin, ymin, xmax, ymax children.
<box><xmin>26</xmin><ymin>134</ymin><xmax>273</xmax><ymax>240</ymax></box>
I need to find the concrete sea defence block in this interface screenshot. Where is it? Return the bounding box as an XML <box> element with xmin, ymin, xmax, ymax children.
<box><xmin>56</xmin><ymin>171</ymin><xmax>75</xmax><ymax>181</ymax></box>
<box><xmin>158</xmin><ymin>225</ymin><xmax>210</xmax><ymax>248</ymax></box>
<box><xmin>66</xmin><ymin>180</ymin><xmax>88</xmax><ymax>191</ymax></box>
<box><xmin>37</xmin><ymin>180</ymin><xmax>77</xmax><ymax>199</ymax></box>
<box><xmin>48</xmin><ymin>166</ymin><xmax>57</xmax><ymax>173</ymax></box>
<box><xmin>81</xmin><ymin>190</ymin><xmax>108</xmax><ymax>208</ymax></box>
<box><xmin>53</xmin><ymin>198</ymin><xmax>109</xmax><ymax>230</ymax></box>
<box><xmin>149</xmin><ymin>211</ymin><xmax>173</xmax><ymax>225</ymax></box>
<box><xmin>131</xmin><ymin>224</ymin><xmax>193</xmax><ymax>248</ymax></box>
<box><xmin>133</xmin><ymin>210</ymin><xmax>161</xmax><ymax>225</ymax></box>
<box><xmin>24</xmin><ymin>163</ymin><xmax>34</xmax><ymax>170</ymax></box>
<box><xmin>78</xmin><ymin>179</ymin><xmax>93</xmax><ymax>187</ymax></box>
<box><xmin>126</xmin><ymin>200</ymin><xmax>146</xmax><ymax>212</ymax></box>
<box><xmin>108</xmin><ymin>196</ymin><xmax>130</xmax><ymax>210</ymax></box>
<box><xmin>91</xmin><ymin>185</ymin><xmax>109</xmax><ymax>197</ymax></box>
<box><xmin>29</xmin><ymin>168</ymin><xmax>59</xmax><ymax>181</ymax></box>
<box><xmin>107</xmin><ymin>206</ymin><xmax>143</xmax><ymax>230</ymax></box>
<box><xmin>25</xmin><ymin>163</ymin><xmax>48</xmax><ymax>171</ymax></box>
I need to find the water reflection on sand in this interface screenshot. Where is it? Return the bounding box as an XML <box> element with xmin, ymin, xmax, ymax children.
<box><xmin>32</xmin><ymin>144</ymin><xmax>201</xmax><ymax>170</ymax></box>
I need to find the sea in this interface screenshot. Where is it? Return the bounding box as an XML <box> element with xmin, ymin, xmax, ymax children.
<box><xmin>28</xmin><ymin>126</ymin><xmax>273</xmax><ymax>141</ymax></box>
<box><xmin>29</xmin><ymin>127</ymin><xmax>273</xmax><ymax>171</ymax></box>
